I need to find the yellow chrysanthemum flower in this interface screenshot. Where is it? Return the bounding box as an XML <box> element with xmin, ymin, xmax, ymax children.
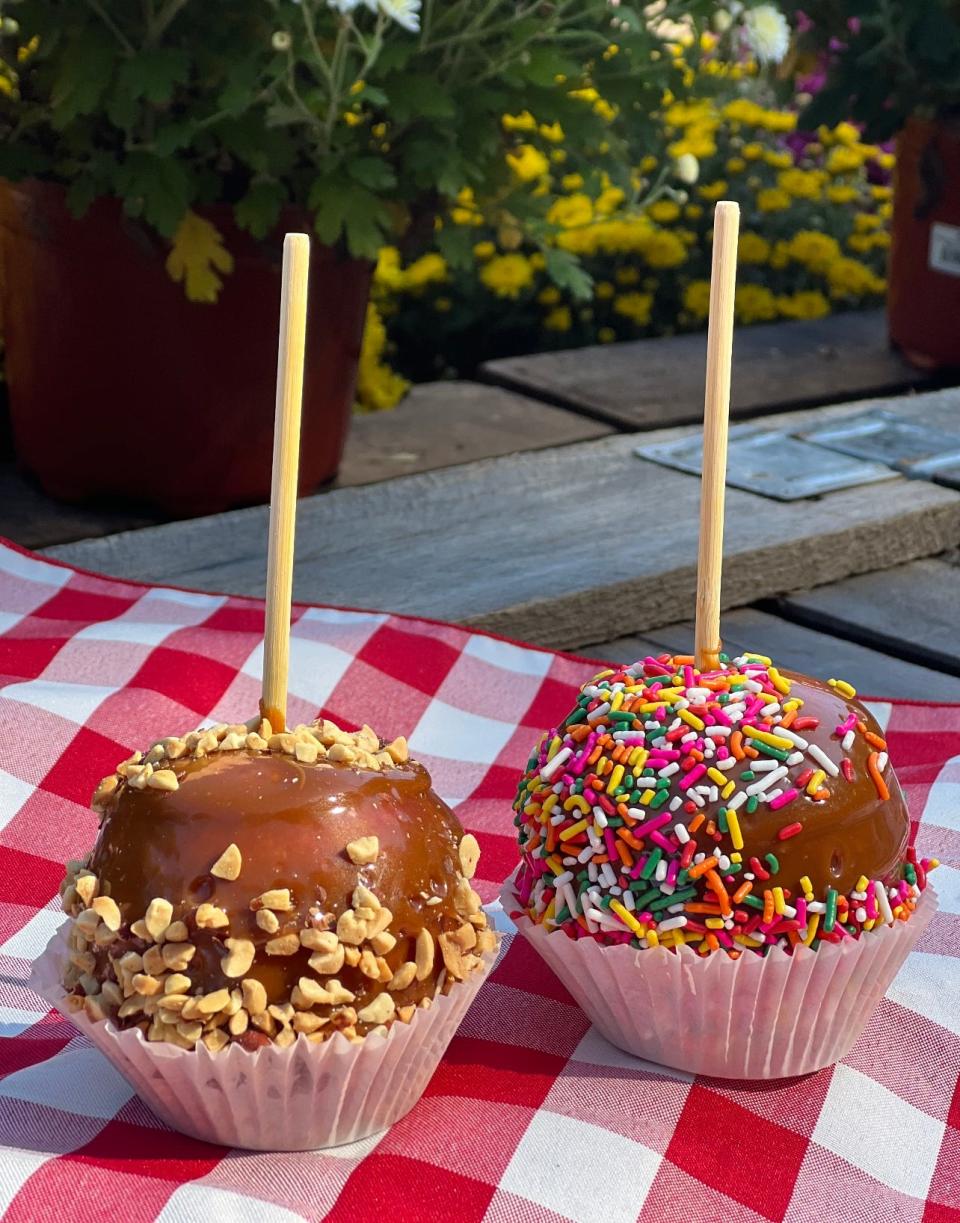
<box><xmin>374</xmin><ymin>246</ymin><xmax>404</xmax><ymax>291</ymax></box>
<box><xmin>738</xmin><ymin>232</ymin><xmax>771</xmax><ymax>264</ymax></box>
<box><xmin>785</xmin><ymin>230</ymin><xmax>840</xmax><ymax>272</ymax></box>
<box><xmin>402</xmin><ymin>253</ymin><xmax>448</xmax><ymax>290</ymax></box>
<box><xmin>538</xmin><ymin>286</ymin><xmax>561</xmax><ymax>306</ymax></box>
<box><xmin>648</xmin><ymin>200</ymin><xmax>681</xmax><ymax>223</ymax></box>
<box><xmin>664</xmin><ymin>100</ymin><xmax>715</xmax><ymax>126</ymax></box>
<box><xmin>595</xmin><ymin>281</ymin><xmax>615</xmax><ymax>300</ymax></box>
<box><xmin>847</xmin><ymin>231</ymin><xmax>890</xmax><ymax>253</ymax></box>
<box><xmin>547</xmin><ymin>193</ymin><xmax>594</xmax><ymax>229</ymax></box>
<box><xmin>451</xmin><ymin>187</ymin><xmax>483</xmax><ymax>226</ymax></box>
<box><xmin>829</xmin><ymin>122</ymin><xmax>861</xmax><ymax>147</ymax></box>
<box><xmin>356</xmin><ymin>304</ymin><xmax>410</xmax><ymax>412</ymax></box>
<box><xmin>762</xmin><ymin>151</ymin><xmax>792</xmax><ymax>170</ymax></box>
<box><xmin>777</xmin><ymin>168</ymin><xmax>824</xmax><ymax>200</ymax></box>
<box><xmin>502</xmin><ymin>111</ymin><xmax>537</xmax><ymax>132</ymax></box>
<box><xmin>596</xmin><ymin>186</ymin><xmax>626</xmax><ymax>216</ymax></box>
<box><xmin>506</xmin><ymin>144</ymin><xmax>549</xmax><ymax>182</ymax></box>
<box><xmin>479</xmin><ymin>253</ymin><xmax>534</xmax><ymax>298</ymax></box>
<box><xmin>613</xmin><ymin>292</ymin><xmax>654</xmax><ymax>326</ymax></box>
<box><xmin>826</xmin><ymin>145</ymin><xmax>867</xmax><ymax>175</ymax></box>
<box><xmin>826</xmin><ymin>184</ymin><xmax>859</xmax><ymax>204</ymax></box>
<box><xmin>598</xmin><ymin>327</ymin><xmax>617</xmax><ymax>343</ymax></box>
<box><xmin>682</xmin><ymin>280</ymin><xmax>711</xmax><ymax>320</ymax></box>
<box><xmin>539</xmin><ymin>121</ymin><xmax>565</xmax><ymax>144</ymax></box>
<box><xmin>776</xmin><ymin>291</ymin><xmax>830</xmax><ymax>320</ymax></box>
<box><xmin>543</xmin><ymin>306</ymin><xmax>572</xmax><ymax>331</ymax></box>
<box><xmin>769</xmin><ymin>240</ymin><xmax>790</xmax><ymax>269</ymax></box>
<box><xmin>643</xmin><ymin>229</ymin><xmax>688</xmax><ymax>268</ymax></box>
<box><xmin>756</xmin><ymin>187</ymin><xmax>790</xmax><ymax>212</ymax></box>
<box><xmin>473</xmin><ymin>241</ymin><xmax>496</xmax><ymax>260</ymax></box>
<box><xmin>697</xmin><ymin>180</ymin><xmax>728</xmax><ymax>201</ymax></box>
<box><xmin>734</xmin><ymin>284</ymin><xmax>778</xmax><ymax>323</ymax></box>
<box><xmin>722</xmin><ymin>99</ymin><xmax>795</xmax><ymax>131</ymax></box>
<box><xmin>826</xmin><ymin>257</ymin><xmax>885</xmax><ymax>298</ymax></box>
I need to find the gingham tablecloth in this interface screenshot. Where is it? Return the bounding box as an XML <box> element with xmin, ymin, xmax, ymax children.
<box><xmin>0</xmin><ymin>539</ymin><xmax>957</xmax><ymax>1223</ymax></box>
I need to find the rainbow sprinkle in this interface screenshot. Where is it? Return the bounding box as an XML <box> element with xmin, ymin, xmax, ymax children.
<box><xmin>511</xmin><ymin>654</ymin><xmax>936</xmax><ymax>957</ymax></box>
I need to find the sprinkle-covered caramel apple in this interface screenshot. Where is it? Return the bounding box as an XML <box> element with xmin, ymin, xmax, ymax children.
<box><xmin>512</xmin><ymin>653</ymin><xmax>936</xmax><ymax>956</ymax></box>
<box><xmin>60</xmin><ymin>716</ymin><xmax>494</xmax><ymax>1051</ymax></box>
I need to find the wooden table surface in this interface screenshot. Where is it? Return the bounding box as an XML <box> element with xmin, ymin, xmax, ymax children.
<box><xmin>11</xmin><ymin>315</ymin><xmax>960</xmax><ymax>701</ymax></box>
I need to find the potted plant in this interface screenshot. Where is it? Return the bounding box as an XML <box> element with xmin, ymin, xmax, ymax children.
<box><xmin>0</xmin><ymin>0</ymin><xmax>719</xmax><ymax>515</ymax></box>
<box><xmin>798</xmin><ymin>1</ymin><xmax>960</xmax><ymax>369</ymax></box>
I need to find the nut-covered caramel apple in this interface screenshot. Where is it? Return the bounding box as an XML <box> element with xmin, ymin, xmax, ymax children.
<box><xmin>60</xmin><ymin>717</ymin><xmax>495</xmax><ymax>1051</ymax></box>
<box><xmin>512</xmin><ymin>653</ymin><xmax>934</xmax><ymax>956</ymax></box>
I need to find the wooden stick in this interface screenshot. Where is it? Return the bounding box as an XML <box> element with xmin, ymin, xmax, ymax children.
<box><xmin>694</xmin><ymin>200</ymin><xmax>740</xmax><ymax>673</ymax></box>
<box><xmin>261</xmin><ymin>233</ymin><xmax>311</xmax><ymax>733</ymax></box>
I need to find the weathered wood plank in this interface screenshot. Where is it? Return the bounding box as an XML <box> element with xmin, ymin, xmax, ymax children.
<box><xmin>582</xmin><ymin>607</ymin><xmax>960</xmax><ymax>700</ymax></box>
<box><xmin>44</xmin><ymin>431</ymin><xmax>960</xmax><ymax>651</ymax></box>
<box><xmin>339</xmin><ymin>381</ymin><xmax>612</xmax><ymax>488</ymax></box>
<box><xmin>0</xmin><ymin>460</ymin><xmax>164</xmax><ymax>549</ymax></box>
<box><xmin>778</xmin><ymin>559</ymin><xmax>960</xmax><ymax>675</ymax></box>
<box><xmin>481</xmin><ymin>311</ymin><xmax>944</xmax><ymax>430</ymax></box>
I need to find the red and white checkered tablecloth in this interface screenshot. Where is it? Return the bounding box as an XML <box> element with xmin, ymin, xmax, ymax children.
<box><xmin>0</xmin><ymin>538</ymin><xmax>957</xmax><ymax>1223</ymax></box>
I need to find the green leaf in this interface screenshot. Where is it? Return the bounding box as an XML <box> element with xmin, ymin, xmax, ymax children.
<box><xmin>311</xmin><ymin>178</ymin><xmax>390</xmax><ymax>258</ymax></box>
<box><xmin>153</xmin><ymin>122</ymin><xmax>196</xmax><ymax>158</ymax></box>
<box><xmin>51</xmin><ymin>35</ymin><xmax>115</xmax><ymax>128</ymax></box>
<box><xmin>908</xmin><ymin>7</ymin><xmax>960</xmax><ymax>65</ymax></box>
<box><xmin>217</xmin><ymin>57</ymin><xmax>262</xmax><ymax>115</ymax></box>
<box><xmin>385</xmin><ymin>75</ymin><xmax>455</xmax><ymax>124</ymax></box>
<box><xmin>355</xmin><ymin>83</ymin><xmax>388</xmax><ymax>107</ymax></box>
<box><xmin>115</xmin><ymin>152</ymin><xmax>190</xmax><ymax>236</ymax></box>
<box><xmin>348</xmin><ymin>157</ymin><xmax>397</xmax><ymax>191</ymax></box>
<box><xmin>0</xmin><ymin>144</ymin><xmax>52</xmax><ymax>179</ymax></box>
<box><xmin>66</xmin><ymin>177</ymin><xmax>99</xmax><ymax>217</ymax></box>
<box><xmin>435</xmin><ymin>225</ymin><xmax>475</xmax><ymax>272</ymax></box>
<box><xmin>543</xmin><ymin>248</ymin><xmax>593</xmax><ymax>300</ymax></box>
<box><xmin>235</xmin><ymin>180</ymin><xmax>286</xmax><ymax>238</ymax></box>
<box><xmin>117</xmin><ymin>48</ymin><xmax>189</xmax><ymax>105</ymax></box>
<box><xmin>514</xmin><ymin>46</ymin><xmax>580</xmax><ymax>88</ymax></box>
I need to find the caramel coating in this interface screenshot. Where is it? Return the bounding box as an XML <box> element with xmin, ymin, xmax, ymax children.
<box><xmin>736</xmin><ymin>671</ymin><xmax>909</xmax><ymax>895</ymax></box>
<box><xmin>61</xmin><ymin>720</ymin><xmax>495</xmax><ymax>1049</ymax></box>
<box><xmin>89</xmin><ymin>751</ymin><xmax>465</xmax><ymax>1013</ymax></box>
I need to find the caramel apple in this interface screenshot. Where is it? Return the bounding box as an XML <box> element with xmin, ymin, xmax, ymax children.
<box><xmin>512</xmin><ymin>653</ymin><xmax>932</xmax><ymax>956</ymax></box>
<box><xmin>60</xmin><ymin>717</ymin><xmax>494</xmax><ymax>1051</ymax></box>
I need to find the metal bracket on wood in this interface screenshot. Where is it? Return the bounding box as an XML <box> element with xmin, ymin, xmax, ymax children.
<box><xmin>797</xmin><ymin>409</ymin><xmax>960</xmax><ymax>479</ymax></box>
<box><xmin>637</xmin><ymin>425</ymin><xmax>897</xmax><ymax>501</ymax></box>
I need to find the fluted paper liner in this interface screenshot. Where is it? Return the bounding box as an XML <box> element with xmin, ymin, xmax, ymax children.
<box><xmin>503</xmin><ymin>876</ymin><xmax>936</xmax><ymax>1080</ymax></box>
<box><xmin>32</xmin><ymin>923</ymin><xmax>498</xmax><ymax>1150</ymax></box>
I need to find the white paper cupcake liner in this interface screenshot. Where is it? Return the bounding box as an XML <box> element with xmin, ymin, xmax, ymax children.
<box><xmin>32</xmin><ymin>922</ymin><xmax>497</xmax><ymax>1150</ymax></box>
<box><xmin>502</xmin><ymin>876</ymin><xmax>936</xmax><ymax>1080</ymax></box>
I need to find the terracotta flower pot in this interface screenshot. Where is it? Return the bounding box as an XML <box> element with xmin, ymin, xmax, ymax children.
<box><xmin>0</xmin><ymin>180</ymin><xmax>371</xmax><ymax>515</ymax></box>
<box><xmin>889</xmin><ymin>115</ymin><xmax>960</xmax><ymax>369</ymax></box>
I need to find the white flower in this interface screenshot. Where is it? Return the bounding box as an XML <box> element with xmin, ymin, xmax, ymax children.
<box><xmin>271</xmin><ymin>30</ymin><xmax>292</xmax><ymax>51</ymax></box>
<box><xmin>674</xmin><ymin>153</ymin><xmax>700</xmax><ymax>185</ymax></box>
<box><xmin>713</xmin><ymin>9</ymin><xmax>734</xmax><ymax>33</ymax></box>
<box><xmin>743</xmin><ymin>4</ymin><xmax>790</xmax><ymax>64</ymax></box>
<box><xmin>327</xmin><ymin>0</ymin><xmax>376</xmax><ymax>13</ymax></box>
<box><xmin>378</xmin><ymin>0</ymin><xmax>421</xmax><ymax>32</ymax></box>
